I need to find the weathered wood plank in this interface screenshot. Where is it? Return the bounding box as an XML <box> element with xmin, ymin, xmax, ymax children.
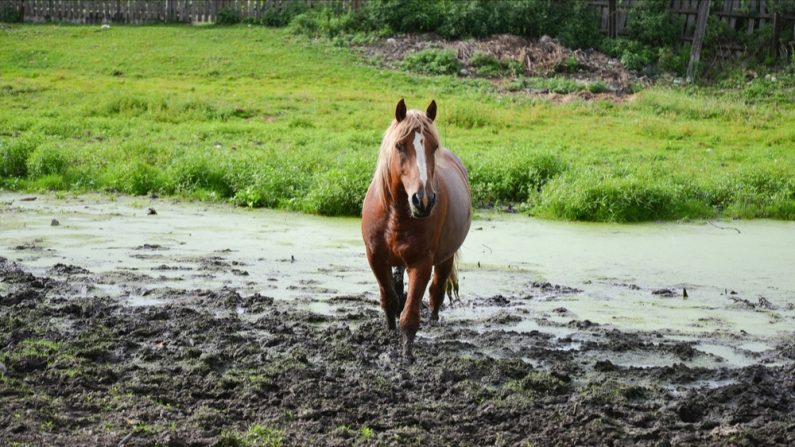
<box><xmin>687</xmin><ymin>0</ymin><xmax>710</xmax><ymax>82</ymax></box>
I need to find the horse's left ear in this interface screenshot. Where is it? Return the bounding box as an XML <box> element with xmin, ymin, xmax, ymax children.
<box><xmin>426</xmin><ymin>100</ymin><xmax>437</xmax><ymax>122</ymax></box>
<box><xmin>396</xmin><ymin>99</ymin><xmax>407</xmax><ymax>123</ymax></box>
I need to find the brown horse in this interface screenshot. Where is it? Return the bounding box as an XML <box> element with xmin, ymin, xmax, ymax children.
<box><xmin>361</xmin><ymin>99</ymin><xmax>472</xmax><ymax>361</ymax></box>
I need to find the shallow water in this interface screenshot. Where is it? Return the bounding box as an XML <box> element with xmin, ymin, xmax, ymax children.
<box><xmin>2</xmin><ymin>193</ymin><xmax>793</xmax><ymax>367</ymax></box>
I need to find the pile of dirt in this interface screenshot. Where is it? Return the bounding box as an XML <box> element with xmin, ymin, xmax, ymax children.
<box><xmin>357</xmin><ymin>33</ymin><xmax>648</xmax><ymax>95</ymax></box>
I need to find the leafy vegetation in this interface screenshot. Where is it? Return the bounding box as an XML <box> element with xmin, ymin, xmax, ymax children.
<box><xmin>216</xmin><ymin>7</ymin><xmax>242</xmax><ymax>26</ymax></box>
<box><xmin>1</xmin><ymin>25</ymin><xmax>794</xmax><ymax>222</ymax></box>
<box><xmin>402</xmin><ymin>49</ymin><xmax>461</xmax><ymax>75</ymax></box>
<box><xmin>287</xmin><ymin>0</ymin><xmax>600</xmax><ymax>48</ymax></box>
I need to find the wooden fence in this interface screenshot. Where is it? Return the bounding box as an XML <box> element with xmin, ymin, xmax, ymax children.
<box><xmin>589</xmin><ymin>0</ymin><xmax>795</xmax><ymax>60</ymax></box>
<box><xmin>0</xmin><ymin>0</ymin><xmax>361</xmax><ymax>24</ymax></box>
<box><xmin>2</xmin><ymin>0</ymin><xmax>794</xmax><ymax>53</ymax></box>
<box><xmin>590</xmin><ymin>0</ymin><xmax>794</xmax><ymax>42</ymax></box>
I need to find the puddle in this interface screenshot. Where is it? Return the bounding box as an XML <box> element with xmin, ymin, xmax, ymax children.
<box><xmin>2</xmin><ymin>193</ymin><xmax>794</xmax><ymax>369</ymax></box>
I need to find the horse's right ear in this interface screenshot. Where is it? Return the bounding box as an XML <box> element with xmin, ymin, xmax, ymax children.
<box><xmin>395</xmin><ymin>99</ymin><xmax>407</xmax><ymax>122</ymax></box>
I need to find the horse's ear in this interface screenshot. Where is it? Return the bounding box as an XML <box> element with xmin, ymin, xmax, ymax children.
<box><xmin>395</xmin><ymin>99</ymin><xmax>407</xmax><ymax>122</ymax></box>
<box><xmin>426</xmin><ymin>100</ymin><xmax>437</xmax><ymax>122</ymax></box>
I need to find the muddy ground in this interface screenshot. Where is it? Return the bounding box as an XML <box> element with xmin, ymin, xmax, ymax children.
<box><xmin>1</xmin><ymin>260</ymin><xmax>794</xmax><ymax>446</ymax></box>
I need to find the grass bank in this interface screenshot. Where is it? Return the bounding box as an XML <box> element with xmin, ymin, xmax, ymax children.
<box><xmin>1</xmin><ymin>25</ymin><xmax>794</xmax><ymax>221</ymax></box>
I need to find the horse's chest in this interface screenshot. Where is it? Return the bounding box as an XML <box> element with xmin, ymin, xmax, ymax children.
<box><xmin>387</xmin><ymin>224</ymin><xmax>432</xmax><ymax>263</ymax></box>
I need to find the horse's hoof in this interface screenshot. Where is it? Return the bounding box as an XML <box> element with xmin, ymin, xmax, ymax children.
<box><xmin>402</xmin><ymin>351</ymin><xmax>415</xmax><ymax>365</ymax></box>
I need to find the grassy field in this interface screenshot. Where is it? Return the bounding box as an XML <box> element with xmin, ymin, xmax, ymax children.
<box><xmin>1</xmin><ymin>24</ymin><xmax>794</xmax><ymax>221</ymax></box>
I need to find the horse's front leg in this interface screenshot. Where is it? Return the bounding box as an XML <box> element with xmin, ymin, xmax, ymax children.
<box><xmin>400</xmin><ymin>259</ymin><xmax>432</xmax><ymax>363</ymax></box>
<box><xmin>366</xmin><ymin>253</ymin><xmax>400</xmax><ymax>331</ymax></box>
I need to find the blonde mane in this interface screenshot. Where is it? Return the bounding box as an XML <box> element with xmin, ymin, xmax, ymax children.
<box><xmin>372</xmin><ymin>110</ymin><xmax>441</xmax><ymax>207</ymax></box>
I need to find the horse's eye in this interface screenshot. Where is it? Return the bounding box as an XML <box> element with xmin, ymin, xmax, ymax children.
<box><xmin>396</xmin><ymin>143</ymin><xmax>405</xmax><ymax>152</ymax></box>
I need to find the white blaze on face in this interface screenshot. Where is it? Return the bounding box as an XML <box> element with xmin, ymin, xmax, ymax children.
<box><xmin>413</xmin><ymin>131</ymin><xmax>428</xmax><ymax>187</ymax></box>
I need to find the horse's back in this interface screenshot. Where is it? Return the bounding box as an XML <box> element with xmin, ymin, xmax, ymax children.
<box><xmin>436</xmin><ymin>148</ymin><xmax>471</xmax><ymax>264</ymax></box>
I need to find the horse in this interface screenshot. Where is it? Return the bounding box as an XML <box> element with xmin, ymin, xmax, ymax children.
<box><xmin>361</xmin><ymin>99</ymin><xmax>472</xmax><ymax>362</ymax></box>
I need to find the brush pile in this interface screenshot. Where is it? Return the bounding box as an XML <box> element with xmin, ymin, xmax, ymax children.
<box><xmin>358</xmin><ymin>33</ymin><xmax>646</xmax><ymax>94</ymax></box>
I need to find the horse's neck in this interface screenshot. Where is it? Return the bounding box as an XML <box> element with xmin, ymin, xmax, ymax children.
<box><xmin>387</xmin><ymin>188</ymin><xmax>410</xmax><ymax>220</ymax></box>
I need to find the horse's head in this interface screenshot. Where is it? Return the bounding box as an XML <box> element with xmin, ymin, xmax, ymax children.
<box><xmin>382</xmin><ymin>99</ymin><xmax>440</xmax><ymax>219</ymax></box>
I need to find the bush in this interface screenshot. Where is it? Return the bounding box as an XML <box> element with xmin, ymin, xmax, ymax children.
<box><xmin>402</xmin><ymin>49</ymin><xmax>460</xmax><ymax>75</ymax></box>
<box><xmin>289</xmin><ymin>9</ymin><xmax>358</xmax><ymax>38</ymax></box>
<box><xmin>625</xmin><ymin>1</ymin><xmax>683</xmax><ymax>47</ymax></box>
<box><xmin>363</xmin><ymin>0</ymin><xmax>445</xmax><ymax>35</ymax></box>
<box><xmin>538</xmin><ymin>172</ymin><xmax>678</xmax><ymax>222</ymax></box>
<box><xmin>470</xmin><ymin>52</ymin><xmax>504</xmax><ymax>77</ymax></box>
<box><xmin>600</xmin><ymin>38</ymin><xmax>655</xmax><ymax>72</ymax></box>
<box><xmin>657</xmin><ymin>46</ymin><xmax>690</xmax><ymax>75</ymax></box>
<box><xmin>289</xmin><ymin>0</ymin><xmax>602</xmax><ymax>47</ymax></box>
<box><xmin>216</xmin><ymin>7</ymin><xmax>241</xmax><ymax>25</ymax></box>
<box><xmin>261</xmin><ymin>2</ymin><xmax>309</xmax><ymax>27</ymax></box>
<box><xmin>0</xmin><ymin>135</ymin><xmax>40</xmax><ymax>177</ymax></box>
<box><xmin>587</xmin><ymin>81</ymin><xmax>609</xmax><ymax>94</ymax></box>
<box><xmin>0</xmin><ymin>4</ymin><xmax>22</xmax><ymax>23</ymax></box>
<box><xmin>228</xmin><ymin>157</ymin><xmax>311</xmax><ymax>209</ymax></box>
<box><xmin>302</xmin><ymin>158</ymin><xmax>371</xmax><ymax>216</ymax></box>
<box><xmin>553</xmin><ymin>1</ymin><xmax>602</xmax><ymax>49</ymax></box>
<box><xmin>166</xmin><ymin>152</ymin><xmax>233</xmax><ymax>197</ymax></box>
<box><xmin>469</xmin><ymin>151</ymin><xmax>567</xmax><ymax>206</ymax></box>
<box><xmin>103</xmin><ymin>161</ymin><xmax>163</xmax><ymax>195</ymax></box>
<box><xmin>26</xmin><ymin>145</ymin><xmax>68</xmax><ymax>177</ymax></box>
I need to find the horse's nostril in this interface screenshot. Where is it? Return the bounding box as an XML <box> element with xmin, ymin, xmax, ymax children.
<box><xmin>429</xmin><ymin>192</ymin><xmax>437</xmax><ymax>206</ymax></box>
<box><xmin>411</xmin><ymin>193</ymin><xmax>421</xmax><ymax>207</ymax></box>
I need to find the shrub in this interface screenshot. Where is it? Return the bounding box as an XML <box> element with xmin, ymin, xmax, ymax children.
<box><xmin>302</xmin><ymin>158</ymin><xmax>371</xmax><ymax>216</ymax></box>
<box><xmin>470</xmin><ymin>52</ymin><xmax>504</xmax><ymax>77</ymax></box>
<box><xmin>587</xmin><ymin>81</ymin><xmax>609</xmax><ymax>94</ymax></box>
<box><xmin>166</xmin><ymin>152</ymin><xmax>233</xmax><ymax>197</ymax></box>
<box><xmin>469</xmin><ymin>151</ymin><xmax>567</xmax><ymax>206</ymax></box>
<box><xmin>216</xmin><ymin>7</ymin><xmax>241</xmax><ymax>25</ymax></box>
<box><xmin>657</xmin><ymin>46</ymin><xmax>690</xmax><ymax>75</ymax></box>
<box><xmin>537</xmin><ymin>172</ymin><xmax>678</xmax><ymax>222</ymax></box>
<box><xmin>103</xmin><ymin>161</ymin><xmax>163</xmax><ymax>195</ymax></box>
<box><xmin>26</xmin><ymin>145</ymin><xmax>68</xmax><ymax>177</ymax></box>
<box><xmin>553</xmin><ymin>1</ymin><xmax>602</xmax><ymax>49</ymax></box>
<box><xmin>0</xmin><ymin>135</ymin><xmax>40</xmax><ymax>177</ymax></box>
<box><xmin>363</xmin><ymin>0</ymin><xmax>445</xmax><ymax>35</ymax></box>
<box><xmin>228</xmin><ymin>157</ymin><xmax>311</xmax><ymax>209</ymax></box>
<box><xmin>625</xmin><ymin>1</ymin><xmax>683</xmax><ymax>47</ymax></box>
<box><xmin>402</xmin><ymin>49</ymin><xmax>460</xmax><ymax>75</ymax></box>
<box><xmin>261</xmin><ymin>2</ymin><xmax>309</xmax><ymax>27</ymax></box>
<box><xmin>289</xmin><ymin>9</ymin><xmax>358</xmax><ymax>38</ymax></box>
<box><xmin>600</xmin><ymin>38</ymin><xmax>655</xmax><ymax>72</ymax></box>
<box><xmin>288</xmin><ymin>0</ymin><xmax>604</xmax><ymax>47</ymax></box>
<box><xmin>0</xmin><ymin>3</ymin><xmax>22</xmax><ymax>23</ymax></box>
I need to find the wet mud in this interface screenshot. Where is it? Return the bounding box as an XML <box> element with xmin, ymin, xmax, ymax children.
<box><xmin>2</xmin><ymin>195</ymin><xmax>795</xmax><ymax>446</ymax></box>
<box><xmin>1</xmin><ymin>254</ymin><xmax>793</xmax><ymax>447</ymax></box>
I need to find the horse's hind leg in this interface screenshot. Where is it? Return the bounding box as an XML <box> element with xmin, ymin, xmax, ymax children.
<box><xmin>392</xmin><ymin>266</ymin><xmax>406</xmax><ymax>311</ymax></box>
<box><xmin>428</xmin><ymin>256</ymin><xmax>455</xmax><ymax>323</ymax></box>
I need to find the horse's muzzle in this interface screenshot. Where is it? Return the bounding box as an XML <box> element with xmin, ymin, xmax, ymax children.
<box><xmin>410</xmin><ymin>190</ymin><xmax>436</xmax><ymax>218</ymax></box>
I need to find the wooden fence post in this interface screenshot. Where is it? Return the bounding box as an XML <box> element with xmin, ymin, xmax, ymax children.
<box><xmin>608</xmin><ymin>0</ymin><xmax>617</xmax><ymax>38</ymax></box>
<box><xmin>771</xmin><ymin>11</ymin><xmax>781</xmax><ymax>60</ymax></box>
<box><xmin>686</xmin><ymin>0</ymin><xmax>710</xmax><ymax>83</ymax></box>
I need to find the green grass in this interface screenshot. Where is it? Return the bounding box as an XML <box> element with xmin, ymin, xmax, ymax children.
<box><xmin>1</xmin><ymin>24</ymin><xmax>794</xmax><ymax>221</ymax></box>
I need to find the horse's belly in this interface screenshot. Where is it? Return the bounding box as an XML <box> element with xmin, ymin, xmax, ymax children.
<box><xmin>434</xmin><ymin>164</ymin><xmax>472</xmax><ymax>265</ymax></box>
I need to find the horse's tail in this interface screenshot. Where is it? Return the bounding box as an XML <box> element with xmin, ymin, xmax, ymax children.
<box><xmin>444</xmin><ymin>251</ymin><xmax>461</xmax><ymax>305</ymax></box>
